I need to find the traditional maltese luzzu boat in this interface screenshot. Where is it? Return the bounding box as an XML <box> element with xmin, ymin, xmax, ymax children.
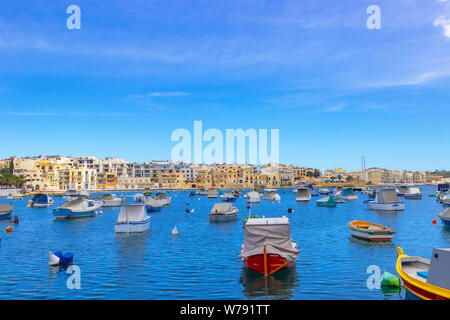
<box><xmin>347</xmin><ymin>220</ymin><xmax>395</xmax><ymax>242</ymax></box>
<box><xmin>396</xmin><ymin>247</ymin><xmax>450</xmax><ymax>300</ymax></box>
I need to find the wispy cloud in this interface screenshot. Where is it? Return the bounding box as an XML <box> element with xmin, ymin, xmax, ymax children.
<box><xmin>360</xmin><ymin>71</ymin><xmax>445</xmax><ymax>88</ymax></box>
<box><xmin>130</xmin><ymin>92</ymin><xmax>189</xmax><ymax>99</ymax></box>
<box><xmin>324</xmin><ymin>104</ymin><xmax>345</xmax><ymax>112</ymax></box>
<box><xmin>434</xmin><ymin>16</ymin><xmax>450</xmax><ymax>38</ymax></box>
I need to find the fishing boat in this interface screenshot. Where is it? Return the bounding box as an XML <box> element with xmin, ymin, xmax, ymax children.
<box><xmin>246</xmin><ymin>191</ymin><xmax>261</xmax><ymax>204</ymax></box>
<box><xmin>114</xmin><ymin>202</ymin><xmax>150</xmax><ymax>233</ymax></box>
<box><xmin>0</xmin><ymin>204</ymin><xmax>13</xmax><ymax>219</ymax></box>
<box><xmin>262</xmin><ymin>191</ymin><xmax>281</xmax><ymax>201</ymax></box>
<box><xmin>318</xmin><ymin>188</ymin><xmax>331</xmax><ymax>195</ymax></box>
<box><xmin>348</xmin><ymin>220</ymin><xmax>395</xmax><ymax>242</ymax></box>
<box><xmin>154</xmin><ymin>192</ymin><xmax>171</xmax><ymax>206</ymax></box>
<box><xmin>438</xmin><ymin>208</ymin><xmax>450</xmax><ymax>226</ymax></box>
<box><xmin>209</xmin><ymin>203</ymin><xmax>239</xmax><ymax>222</ymax></box>
<box><xmin>295</xmin><ymin>187</ymin><xmax>311</xmax><ymax>202</ymax></box>
<box><xmin>53</xmin><ymin>198</ymin><xmax>101</xmax><ymax>219</ymax></box>
<box><xmin>232</xmin><ymin>190</ymin><xmax>241</xmax><ymax>198</ymax></box>
<box><xmin>6</xmin><ymin>192</ymin><xmax>24</xmax><ymax>200</ymax></box>
<box><xmin>239</xmin><ymin>217</ymin><xmax>299</xmax><ymax>276</ymax></box>
<box><xmin>439</xmin><ymin>193</ymin><xmax>450</xmax><ymax>207</ymax></box>
<box><xmin>335</xmin><ymin>187</ymin><xmax>358</xmax><ymax>201</ymax></box>
<box><xmin>28</xmin><ymin>194</ymin><xmax>54</xmax><ymax>208</ymax></box>
<box><xmin>101</xmin><ymin>194</ymin><xmax>124</xmax><ymax>207</ymax></box>
<box><xmin>198</xmin><ymin>188</ymin><xmax>208</xmax><ymax>196</ymax></box>
<box><xmin>144</xmin><ymin>197</ymin><xmax>164</xmax><ymax>212</ymax></box>
<box><xmin>367</xmin><ymin>188</ymin><xmax>405</xmax><ymax>211</ymax></box>
<box><xmin>396</xmin><ymin>185</ymin><xmax>409</xmax><ymax>197</ymax></box>
<box><xmin>404</xmin><ymin>187</ymin><xmax>422</xmax><ymax>199</ymax></box>
<box><xmin>367</xmin><ymin>188</ymin><xmax>377</xmax><ymax>200</ymax></box>
<box><xmin>207</xmin><ymin>188</ymin><xmax>219</xmax><ymax>199</ymax></box>
<box><xmin>310</xmin><ymin>189</ymin><xmax>319</xmax><ymax>197</ymax></box>
<box><xmin>63</xmin><ymin>189</ymin><xmax>89</xmax><ymax>202</ymax></box>
<box><xmin>316</xmin><ymin>196</ymin><xmax>337</xmax><ymax>207</ymax></box>
<box><xmin>220</xmin><ymin>192</ymin><xmax>237</xmax><ymax>202</ymax></box>
<box><xmin>396</xmin><ymin>247</ymin><xmax>450</xmax><ymax>300</ymax></box>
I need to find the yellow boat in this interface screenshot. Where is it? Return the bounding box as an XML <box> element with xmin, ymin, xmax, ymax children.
<box><xmin>396</xmin><ymin>247</ymin><xmax>450</xmax><ymax>300</ymax></box>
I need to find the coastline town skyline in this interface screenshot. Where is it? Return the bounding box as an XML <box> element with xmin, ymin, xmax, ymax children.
<box><xmin>0</xmin><ymin>154</ymin><xmax>448</xmax><ymax>192</ymax></box>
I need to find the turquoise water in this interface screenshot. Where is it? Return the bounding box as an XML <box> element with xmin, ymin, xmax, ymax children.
<box><xmin>0</xmin><ymin>186</ymin><xmax>446</xmax><ymax>300</ymax></box>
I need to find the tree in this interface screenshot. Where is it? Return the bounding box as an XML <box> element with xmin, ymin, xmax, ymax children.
<box><xmin>346</xmin><ymin>176</ymin><xmax>354</xmax><ymax>182</ymax></box>
<box><xmin>336</xmin><ymin>175</ymin><xmax>343</xmax><ymax>182</ymax></box>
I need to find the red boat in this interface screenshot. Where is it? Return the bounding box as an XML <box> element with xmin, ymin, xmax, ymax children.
<box><xmin>239</xmin><ymin>217</ymin><xmax>299</xmax><ymax>276</ymax></box>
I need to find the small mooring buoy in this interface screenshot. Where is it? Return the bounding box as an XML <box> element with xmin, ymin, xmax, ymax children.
<box><xmin>172</xmin><ymin>226</ymin><xmax>179</xmax><ymax>236</ymax></box>
<box><xmin>432</xmin><ymin>219</ymin><xmax>437</xmax><ymax>224</ymax></box>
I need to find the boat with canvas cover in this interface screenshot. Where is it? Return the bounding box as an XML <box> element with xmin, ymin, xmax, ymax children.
<box><xmin>335</xmin><ymin>187</ymin><xmax>358</xmax><ymax>201</ymax></box>
<box><xmin>396</xmin><ymin>185</ymin><xmax>409</xmax><ymax>197</ymax></box>
<box><xmin>198</xmin><ymin>187</ymin><xmax>208</xmax><ymax>195</ymax></box>
<box><xmin>220</xmin><ymin>192</ymin><xmax>237</xmax><ymax>202</ymax></box>
<box><xmin>405</xmin><ymin>187</ymin><xmax>422</xmax><ymax>199</ymax></box>
<box><xmin>154</xmin><ymin>192</ymin><xmax>171</xmax><ymax>206</ymax></box>
<box><xmin>239</xmin><ymin>217</ymin><xmax>299</xmax><ymax>276</ymax></box>
<box><xmin>144</xmin><ymin>197</ymin><xmax>164</xmax><ymax>212</ymax></box>
<box><xmin>63</xmin><ymin>189</ymin><xmax>89</xmax><ymax>202</ymax></box>
<box><xmin>209</xmin><ymin>203</ymin><xmax>238</xmax><ymax>222</ymax></box>
<box><xmin>101</xmin><ymin>193</ymin><xmax>124</xmax><ymax>207</ymax></box>
<box><xmin>29</xmin><ymin>194</ymin><xmax>54</xmax><ymax>208</ymax></box>
<box><xmin>367</xmin><ymin>188</ymin><xmax>405</xmax><ymax>211</ymax></box>
<box><xmin>0</xmin><ymin>204</ymin><xmax>13</xmax><ymax>219</ymax></box>
<box><xmin>114</xmin><ymin>202</ymin><xmax>150</xmax><ymax>233</ymax></box>
<box><xmin>53</xmin><ymin>198</ymin><xmax>101</xmax><ymax>219</ymax></box>
<box><xmin>7</xmin><ymin>192</ymin><xmax>24</xmax><ymax>200</ymax></box>
<box><xmin>207</xmin><ymin>188</ymin><xmax>219</xmax><ymax>199</ymax></box>
<box><xmin>295</xmin><ymin>187</ymin><xmax>311</xmax><ymax>202</ymax></box>
<box><xmin>318</xmin><ymin>188</ymin><xmax>331</xmax><ymax>195</ymax></box>
<box><xmin>396</xmin><ymin>247</ymin><xmax>450</xmax><ymax>300</ymax></box>
<box><xmin>316</xmin><ymin>195</ymin><xmax>336</xmax><ymax>207</ymax></box>
<box><xmin>438</xmin><ymin>208</ymin><xmax>450</xmax><ymax>226</ymax></box>
<box><xmin>348</xmin><ymin>220</ymin><xmax>395</xmax><ymax>242</ymax></box>
<box><xmin>246</xmin><ymin>191</ymin><xmax>261</xmax><ymax>203</ymax></box>
<box><xmin>262</xmin><ymin>191</ymin><xmax>281</xmax><ymax>201</ymax></box>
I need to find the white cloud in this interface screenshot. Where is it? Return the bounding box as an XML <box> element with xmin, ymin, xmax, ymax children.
<box><xmin>129</xmin><ymin>92</ymin><xmax>189</xmax><ymax>99</ymax></box>
<box><xmin>434</xmin><ymin>16</ymin><xmax>450</xmax><ymax>38</ymax></box>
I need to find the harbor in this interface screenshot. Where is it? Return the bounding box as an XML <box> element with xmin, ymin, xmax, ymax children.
<box><xmin>0</xmin><ymin>185</ymin><xmax>447</xmax><ymax>299</ymax></box>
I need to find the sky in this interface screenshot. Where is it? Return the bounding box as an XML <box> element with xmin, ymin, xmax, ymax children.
<box><xmin>0</xmin><ymin>0</ymin><xmax>449</xmax><ymax>172</ymax></box>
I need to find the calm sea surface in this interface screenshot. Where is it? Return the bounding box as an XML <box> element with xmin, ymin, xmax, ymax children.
<box><xmin>0</xmin><ymin>186</ymin><xmax>446</xmax><ymax>300</ymax></box>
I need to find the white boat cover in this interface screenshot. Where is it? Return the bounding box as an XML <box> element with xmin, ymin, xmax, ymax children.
<box><xmin>155</xmin><ymin>193</ymin><xmax>170</xmax><ymax>200</ymax></box>
<box><xmin>102</xmin><ymin>194</ymin><xmax>118</xmax><ymax>201</ymax></box>
<box><xmin>376</xmin><ymin>189</ymin><xmax>400</xmax><ymax>203</ymax></box>
<box><xmin>239</xmin><ymin>217</ymin><xmax>299</xmax><ymax>261</ymax></box>
<box><xmin>221</xmin><ymin>192</ymin><xmax>234</xmax><ymax>198</ymax></box>
<box><xmin>144</xmin><ymin>197</ymin><xmax>164</xmax><ymax>207</ymax></box>
<box><xmin>117</xmin><ymin>205</ymin><xmax>147</xmax><ymax>223</ymax></box>
<box><xmin>60</xmin><ymin>199</ymin><xmax>85</xmax><ymax>209</ymax></box>
<box><xmin>407</xmin><ymin>187</ymin><xmax>421</xmax><ymax>194</ymax></box>
<box><xmin>439</xmin><ymin>208</ymin><xmax>450</xmax><ymax>219</ymax></box>
<box><xmin>296</xmin><ymin>188</ymin><xmax>310</xmax><ymax>197</ymax></box>
<box><xmin>210</xmin><ymin>203</ymin><xmax>234</xmax><ymax>214</ymax></box>
<box><xmin>0</xmin><ymin>204</ymin><xmax>13</xmax><ymax>214</ymax></box>
<box><xmin>264</xmin><ymin>191</ymin><xmax>280</xmax><ymax>200</ymax></box>
<box><xmin>58</xmin><ymin>199</ymin><xmax>98</xmax><ymax>212</ymax></box>
<box><xmin>246</xmin><ymin>191</ymin><xmax>260</xmax><ymax>198</ymax></box>
<box><xmin>208</xmin><ymin>188</ymin><xmax>218</xmax><ymax>195</ymax></box>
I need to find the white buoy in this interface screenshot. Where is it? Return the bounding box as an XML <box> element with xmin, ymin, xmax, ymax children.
<box><xmin>172</xmin><ymin>226</ymin><xmax>179</xmax><ymax>236</ymax></box>
<box><xmin>49</xmin><ymin>251</ymin><xmax>60</xmax><ymax>266</ymax></box>
<box><xmin>191</xmin><ymin>209</ymin><xmax>195</xmax><ymax>213</ymax></box>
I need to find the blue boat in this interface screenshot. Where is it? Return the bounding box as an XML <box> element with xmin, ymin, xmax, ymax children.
<box><xmin>29</xmin><ymin>194</ymin><xmax>54</xmax><ymax>208</ymax></box>
<box><xmin>53</xmin><ymin>199</ymin><xmax>101</xmax><ymax>219</ymax></box>
<box><xmin>220</xmin><ymin>192</ymin><xmax>237</xmax><ymax>202</ymax></box>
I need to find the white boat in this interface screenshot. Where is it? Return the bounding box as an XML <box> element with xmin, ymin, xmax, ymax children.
<box><xmin>335</xmin><ymin>188</ymin><xmax>358</xmax><ymax>201</ymax></box>
<box><xmin>246</xmin><ymin>191</ymin><xmax>261</xmax><ymax>203</ymax></box>
<box><xmin>208</xmin><ymin>188</ymin><xmax>219</xmax><ymax>199</ymax></box>
<box><xmin>295</xmin><ymin>187</ymin><xmax>311</xmax><ymax>202</ymax></box>
<box><xmin>7</xmin><ymin>192</ymin><xmax>24</xmax><ymax>200</ymax></box>
<box><xmin>144</xmin><ymin>197</ymin><xmax>165</xmax><ymax>212</ymax></box>
<box><xmin>114</xmin><ymin>203</ymin><xmax>150</xmax><ymax>233</ymax></box>
<box><xmin>198</xmin><ymin>188</ymin><xmax>208</xmax><ymax>196</ymax></box>
<box><xmin>318</xmin><ymin>188</ymin><xmax>331</xmax><ymax>195</ymax></box>
<box><xmin>53</xmin><ymin>198</ymin><xmax>102</xmax><ymax>219</ymax></box>
<box><xmin>404</xmin><ymin>187</ymin><xmax>422</xmax><ymax>199</ymax></box>
<box><xmin>263</xmin><ymin>191</ymin><xmax>281</xmax><ymax>201</ymax></box>
<box><xmin>101</xmin><ymin>194</ymin><xmax>124</xmax><ymax>207</ymax></box>
<box><xmin>63</xmin><ymin>189</ymin><xmax>89</xmax><ymax>202</ymax></box>
<box><xmin>209</xmin><ymin>203</ymin><xmax>239</xmax><ymax>222</ymax></box>
<box><xmin>368</xmin><ymin>188</ymin><xmax>405</xmax><ymax>211</ymax></box>
<box><xmin>154</xmin><ymin>192</ymin><xmax>171</xmax><ymax>206</ymax></box>
<box><xmin>29</xmin><ymin>194</ymin><xmax>54</xmax><ymax>208</ymax></box>
<box><xmin>395</xmin><ymin>185</ymin><xmax>409</xmax><ymax>197</ymax></box>
<box><xmin>0</xmin><ymin>204</ymin><xmax>13</xmax><ymax>219</ymax></box>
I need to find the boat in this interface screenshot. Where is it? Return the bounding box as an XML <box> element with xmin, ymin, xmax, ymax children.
<box><xmin>262</xmin><ymin>191</ymin><xmax>281</xmax><ymax>201</ymax></box>
<box><xmin>6</xmin><ymin>192</ymin><xmax>24</xmax><ymax>200</ymax></box>
<box><xmin>209</xmin><ymin>203</ymin><xmax>239</xmax><ymax>222</ymax></box>
<box><xmin>318</xmin><ymin>188</ymin><xmax>331</xmax><ymax>195</ymax></box>
<box><xmin>188</xmin><ymin>191</ymin><xmax>197</xmax><ymax>197</ymax></box>
<box><xmin>367</xmin><ymin>188</ymin><xmax>377</xmax><ymax>200</ymax></box>
<box><xmin>239</xmin><ymin>216</ymin><xmax>299</xmax><ymax>276</ymax></box>
<box><xmin>143</xmin><ymin>189</ymin><xmax>152</xmax><ymax>196</ymax></box>
<box><xmin>246</xmin><ymin>191</ymin><xmax>261</xmax><ymax>203</ymax></box>
<box><xmin>316</xmin><ymin>195</ymin><xmax>337</xmax><ymax>207</ymax></box>
<box><xmin>404</xmin><ymin>187</ymin><xmax>422</xmax><ymax>199</ymax></box>
<box><xmin>101</xmin><ymin>194</ymin><xmax>124</xmax><ymax>207</ymax></box>
<box><xmin>439</xmin><ymin>193</ymin><xmax>450</xmax><ymax>207</ymax></box>
<box><xmin>63</xmin><ymin>189</ymin><xmax>89</xmax><ymax>202</ymax></box>
<box><xmin>335</xmin><ymin>198</ymin><xmax>346</xmax><ymax>203</ymax></box>
<box><xmin>396</xmin><ymin>185</ymin><xmax>409</xmax><ymax>197</ymax></box>
<box><xmin>198</xmin><ymin>188</ymin><xmax>208</xmax><ymax>196</ymax></box>
<box><xmin>310</xmin><ymin>189</ymin><xmax>319</xmax><ymax>197</ymax></box>
<box><xmin>114</xmin><ymin>202</ymin><xmax>150</xmax><ymax>233</ymax></box>
<box><xmin>335</xmin><ymin>188</ymin><xmax>358</xmax><ymax>201</ymax></box>
<box><xmin>348</xmin><ymin>220</ymin><xmax>395</xmax><ymax>242</ymax></box>
<box><xmin>437</xmin><ymin>183</ymin><xmax>450</xmax><ymax>197</ymax></box>
<box><xmin>144</xmin><ymin>197</ymin><xmax>164</xmax><ymax>212</ymax></box>
<box><xmin>438</xmin><ymin>208</ymin><xmax>450</xmax><ymax>226</ymax></box>
<box><xmin>0</xmin><ymin>204</ymin><xmax>13</xmax><ymax>219</ymax></box>
<box><xmin>295</xmin><ymin>187</ymin><xmax>311</xmax><ymax>202</ymax></box>
<box><xmin>207</xmin><ymin>188</ymin><xmax>219</xmax><ymax>199</ymax></box>
<box><xmin>29</xmin><ymin>194</ymin><xmax>54</xmax><ymax>208</ymax></box>
<box><xmin>396</xmin><ymin>247</ymin><xmax>450</xmax><ymax>300</ymax></box>
<box><xmin>367</xmin><ymin>188</ymin><xmax>405</xmax><ymax>211</ymax></box>
<box><xmin>53</xmin><ymin>198</ymin><xmax>101</xmax><ymax>219</ymax></box>
<box><xmin>154</xmin><ymin>192</ymin><xmax>171</xmax><ymax>206</ymax></box>
<box><xmin>232</xmin><ymin>190</ymin><xmax>241</xmax><ymax>198</ymax></box>
<box><xmin>220</xmin><ymin>192</ymin><xmax>237</xmax><ymax>202</ymax></box>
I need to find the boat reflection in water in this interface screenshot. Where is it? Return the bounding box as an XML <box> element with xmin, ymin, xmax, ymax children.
<box><xmin>239</xmin><ymin>267</ymin><xmax>298</xmax><ymax>300</ymax></box>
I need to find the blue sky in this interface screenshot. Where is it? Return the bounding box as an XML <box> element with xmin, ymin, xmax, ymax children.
<box><xmin>0</xmin><ymin>0</ymin><xmax>449</xmax><ymax>171</ymax></box>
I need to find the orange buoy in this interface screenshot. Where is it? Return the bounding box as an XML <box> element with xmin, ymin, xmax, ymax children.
<box><xmin>5</xmin><ymin>226</ymin><xmax>13</xmax><ymax>233</ymax></box>
<box><xmin>432</xmin><ymin>219</ymin><xmax>437</xmax><ymax>224</ymax></box>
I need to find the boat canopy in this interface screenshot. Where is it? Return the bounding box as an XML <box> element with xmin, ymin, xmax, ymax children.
<box><xmin>144</xmin><ymin>197</ymin><xmax>164</xmax><ymax>207</ymax></box>
<box><xmin>208</xmin><ymin>188</ymin><xmax>218</xmax><ymax>194</ymax></box>
<box><xmin>239</xmin><ymin>217</ymin><xmax>299</xmax><ymax>260</ymax></box>
<box><xmin>296</xmin><ymin>188</ymin><xmax>310</xmax><ymax>197</ymax></box>
<box><xmin>439</xmin><ymin>208</ymin><xmax>450</xmax><ymax>219</ymax></box>
<box><xmin>210</xmin><ymin>203</ymin><xmax>233</xmax><ymax>214</ymax></box>
<box><xmin>116</xmin><ymin>205</ymin><xmax>147</xmax><ymax>223</ymax></box>
<box><xmin>0</xmin><ymin>204</ymin><xmax>13</xmax><ymax>214</ymax></box>
<box><xmin>60</xmin><ymin>199</ymin><xmax>85</xmax><ymax>209</ymax></box>
<box><xmin>102</xmin><ymin>194</ymin><xmax>116</xmax><ymax>201</ymax></box>
<box><xmin>376</xmin><ymin>189</ymin><xmax>400</xmax><ymax>203</ymax></box>
<box><xmin>155</xmin><ymin>193</ymin><xmax>169</xmax><ymax>200</ymax></box>
<box><xmin>407</xmin><ymin>187</ymin><xmax>421</xmax><ymax>194</ymax></box>
<box><xmin>341</xmin><ymin>188</ymin><xmax>355</xmax><ymax>196</ymax></box>
<box><xmin>32</xmin><ymin>194</ymin><xmax>49</xmax><ymax>204</ymax></box>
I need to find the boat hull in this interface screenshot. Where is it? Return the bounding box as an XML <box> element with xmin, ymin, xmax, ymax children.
<box><xmin>295</xmin><ymin>197</ymin><xmax>310</xmax><ymax>202</ymax></box>
<box><xmin>368</xmin><ymin>202</ymin><xmax>405</xmax><ymax>211</ymax></box>
<box><xmin>405</xmin><ymin>194</ymin><xmax>422</xmax><ymax>199</ymax></box>
<box><xmin>348</xmin><ymin>228</ymin><xmax>394</xmax><ymax>242</ymax></box>
<box><xmin>102</xmin><ymin>201</ymin><xmax>123</xmax><ymax>207</ymax></box>
<box><xmin>0</xmin><ymin>212</ymin><xmax>12</xmax><ymax>220</ymax></box>
<box><xmin>242</xmin><ymin>254</ymin><xmax>294</xmax><ymax>275</ymax></box>
<box><xmin>317</xmin><ymin>202</ymin><xmax>336</xmax><ymax>207</ymax></box>
<box><xmin>209</xmin><ymin>212</ymin><xmax>238</xmax><ymax>222</ymax></box>
<box><xmin>114</xmin><ymin>218</ymin><xmax>151</xmax><ymax>233</ymax></box>
<box><xmin>146</xmin><ymin>206</ymin><xmax>162</xmax><ymax>213</ymax></box>
<box><xmin>53</xmin><ymin>208</ymin><xmax>97</xmax><ymax>219</ymax></box>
